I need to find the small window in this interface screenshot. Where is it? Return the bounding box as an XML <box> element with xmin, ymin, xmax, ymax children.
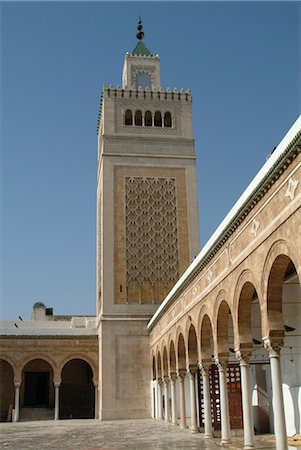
<box><xmin>124</xmin><ymin>110</ymin><xmax>133</xmax><ymax>126</ymax></box>
<box><xmin>135</xmin><ymin>110</ymin><xmax>142</xmax><ymax>126</ymax></box>
<box><xmin>154</xmin><ymin>111</ymin><xmax>162</xmax><ymax>127</ymax></box>
<box><xmin>145</xmin><ymin>111</ymin><xmax>152</xmax><ymax>127</ymax></box>
<box><xmin>164</xmin><ymin>112</ymin><xmax>172</xmax><ymax>128</ymax></box>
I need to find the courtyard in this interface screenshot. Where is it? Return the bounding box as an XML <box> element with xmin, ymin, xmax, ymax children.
<box><xmin>0</xmin><ymin>418</ymin><xmax>283</xmax><ymax>450</ymax></box>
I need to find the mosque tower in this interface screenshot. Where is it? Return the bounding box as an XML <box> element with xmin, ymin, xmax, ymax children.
<box><xmin>96</xmin><ymin>19</ymin><xmax>200</xmax><ymax>419</ymax></box>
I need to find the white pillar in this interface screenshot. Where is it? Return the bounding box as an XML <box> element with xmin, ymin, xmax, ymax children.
<box><xmin>200</xmin><ymin>363</ymin><xmax>213</xmax><ymax>439</ymax></box>
<box><xmin>164</xmin><ymin>377</ymin><xmax>170</xmax><ymax>422</ymax></box>
<box><xmin>54</xmin><ymin>383</ymin><xmax>60</xmax><ymax>420</ymax></box>
<box><xmin>178</xmin><ymin>370</ymin><xmax>187</xmax><ymax>428</ymax></box>
<box><xmin>157</xmin><ymin>378</ymin><xmax>163</xmax><ymax>420</ymax></box>
<box><xmin>188</xmin><ymin>368</ymin><xmax>198</xmax><ymax>433</ymax></box>
<box><xmin>170</xmin><ymin>373</ymin><xmax>177</xmax><ymax>425</ymax></box>
<box><xmin>264</xmin><ymin>338</ymin><xmax>288</xmax><ymax>450</ymax></box>
<box><xmin>13</xmin><ymin>383</ymin><xmax>20</xmax><ymax>422</ymax></box>
<box><xmin>216</xmin><ymin>358</ymin><xmax>231</xmax><ymax>445</ymax></box>
<box><xmin>94</xmin><ymin>384</ymin><xmax>98</xmax><ymax>419</ymax></box>
<box><xmin>235</xmin><ymin>350</ymin><xmax>255</xmax><ymax>449</ymax></box>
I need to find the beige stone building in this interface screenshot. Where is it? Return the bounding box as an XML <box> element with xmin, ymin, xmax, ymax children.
<box><xmin>1</xmin><ymin>20</ymin><xmax>300</xmax><ymax>450</ymax></box>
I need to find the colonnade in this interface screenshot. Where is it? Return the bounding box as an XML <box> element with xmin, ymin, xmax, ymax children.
<box><xmin>11</xmin><ymin>380</ymin><xmax>99</xmax><ymax>422</ymax></box>
<box><xmin>153</xmin><ymin>340</ymin><xmax>288</xmax><ymax>450</ymax></box>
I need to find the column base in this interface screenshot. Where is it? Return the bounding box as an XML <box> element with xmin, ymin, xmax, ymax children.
<box><xmin>190</xmin><ymin>428</ymin><xmax>198</xmax><ymax>434</ymax></box>
<box><xmin>204</xmin><ymin>433</ymin><xmax>213</xmax><ymax>439</ymax></box>
<box><xmin>179</xmin><ymin>424</ymin><xmax>187</xmax><ymax>429</ymax></box>
<box><xmin>220</xmin><ymin>439</ymin><xmax>231</xmax><ymax>446</ymax></box>
<box><xmin>243</xmin><ymin>445</ymin><xmax>255</xmax><ymax>449</ymax></box>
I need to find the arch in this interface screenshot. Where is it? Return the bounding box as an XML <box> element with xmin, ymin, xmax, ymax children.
<box><xmin>216</xmin><ymin>300</ymin><xmax>234</xmax><ymax>357</ymax></box>
<box><xmin>157</xmin><ymin>350</ymin><xmax>162</xmax><ymax>379</ymax></box>
<box><xmin>187</xmin><ymin>323</ymin><xmax>198</xmax><ymax>366</ymax></box>
<box><xmin>58</xmin><ymin>354</ymin><xmax>97</xmax><ymax>381</ymax></box>
<box><xmin>145</xmin><ymin>110</ymin><xmax>152</xmax><ymax>126</ymax></box>
<box><xmin>19</xmin><ymin>354</ymin><xmax>56</xmax><ymax>374</ymax></box>
<box><xmin>154</xmin><ymin>111</ymin><xmax>162</xmax><ymax>127</ymax></box>
<box><xmin>200</xmin><ymin>314</ymin><xmax>214</xmax><ymax>362</ymax></box>
<box><xmin>169</xmin><ymin>340</ymin><xmax>176</xmax><ymax>374</ymax></box>
<box><xmin>267</xmin><ymin>255</ymin><xmax>299</xmax><ymax>332</ymax></box>
<box><xmin>261</xmin><ymin>240</ymin><xmax>301</xmax><ymax>335</ymax></box>
<box><xmin>152</xmin><ymin>355</ymin><xmax>156</xmax><ymax>380</ymax></box>
<box><xmin>162</xmin><ymin>347</ymin><xmax>168</xmax><ymax>377</ymax></box>
<box><xmin>60</xmin><ymin>359</ymin><xmax>95</xmax><ymax>419</ymax></box>
<box><xmin>237</xmin><ymin>281</ymin><xmax>260</xmax><ymax>347</ymax></box>
<box><xmin>134</xmin><ymin>110</ymin><xmax>142</xmax><ymax>126</ymax></box>
<box><xmin>22</xmin><ymin>358</ymin><xmax>54</xmax><ymax>408</ymax></box>
<box><xmin>0</xmin><ymin>359</ymin><xmax>14</xmax><ymax>421</ymax></box>
<box><xmin>164</xmin><ymin>111</ymin><xmax>172</xmax><ymax>127</ymax></box>
<box><xmin>177</xmin><ymin>332</ymin><xmax>186</xmax><ymax>370</ymax></box>
<box><xmin>124</xmin><ymin>109</ymin><xmax>133</xmax><ymax>126</ymax></box>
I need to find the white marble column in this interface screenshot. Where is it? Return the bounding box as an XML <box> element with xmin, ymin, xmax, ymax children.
<box><xmin>170</xmin><ymin>373</ymin><xmax>177</xmax><ymax>425</ymax></box>
<box><xmin>215</xmin><ymin>358</ymin><xmax>231</xmax><ymax>445</ymax></box>
<box><xmin>188</xmin><ymin>367</ymin><xmax>198</xmax><ymax>433</ymax></box>
<box><xmin>13</xmin><ymin>382</ymin><xmax>20</xmax><ymax>422</ymax></box>
<box><xmin>157</xmin><ymin>378</ymin><xmax>164</xmax><ymax>420</ymax></box>
<box><xmin>264</xmin><ymin>338</ymin><xmax>288</xmax><ymax>450</ymax></box>
<box><xmin>94</xmin><ymin>384</ymin><xmax>98</xmax><ymax>419</ymax></box>
<box><xmin>235</xmin><ymin>350</ymin><xmax>255</xmax><ymax>449</ymax></box>
<box><xmin>54</xmin><ymin>383</ymin><xmax>60</xmax><ymax>420</ymax></box>
<box><xmin>164</xmin><ymin>377</ymin><xmax>170</xmax><ymax>422</ymax></box>
<box><xmin>178</xmin><ymin>370</ymin><xmax>187</xmax><ymax>428</ymax></box>
<box><xmin>200</xmin><ymin>363</ymin><xmax>213</xmax><ymax>439</ymax></box>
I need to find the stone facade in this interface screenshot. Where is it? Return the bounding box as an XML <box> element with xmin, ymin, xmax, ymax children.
<box><xmin>96</xmin><ymin>36</ymin><xmax>200</xmax><ymax>420</ymax></box>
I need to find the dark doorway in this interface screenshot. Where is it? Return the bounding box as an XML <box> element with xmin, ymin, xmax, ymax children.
<box><xmin>24</xmin><ymin>372</ymin><xmax>49</xmax><ymax>407</ymax></box>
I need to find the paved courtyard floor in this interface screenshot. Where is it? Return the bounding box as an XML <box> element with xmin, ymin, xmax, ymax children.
<box><xmin>0</xmin><ymin>418</ymin><xmax>292</xmax><ymax>450</ymax></box>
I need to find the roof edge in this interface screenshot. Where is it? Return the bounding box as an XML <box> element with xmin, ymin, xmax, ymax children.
<box><xmin>147</xmin><ymin>115</ymin><xmax>301</xmax><ymax>330</ymax></box>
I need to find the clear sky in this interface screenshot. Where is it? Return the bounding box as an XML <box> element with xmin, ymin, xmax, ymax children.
<box><xmin>1</xmin><ymin>1</ymin><xmax>300</xmax><ymax>320</ymax></box>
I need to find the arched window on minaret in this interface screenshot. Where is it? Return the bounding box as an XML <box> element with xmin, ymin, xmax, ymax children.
<box><xmin>135</xmin><ymin>110</ymin><xmax>142</xmax><ymax>126</ymax></box>
<box><xmin>154</xmin><ymin>111</ymin><xmax>162</xmax><ymax>127</ymax></box>
<box><xmin>124</xmin><ymin>109</ymin><xmax>133</xmax><ymax>125</ymax></box>
<box><xmin>164</xmin><ymin>112</ymin><xmax>172</xmax><ymax>128</ymax></box>
<box><xmin>145</xmin><ymin>111</ymin><xmax>152</xmax><ymax>127</ymax></box>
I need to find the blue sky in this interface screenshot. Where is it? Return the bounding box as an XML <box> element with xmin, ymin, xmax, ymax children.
<box><xmin>1</xmin><ymin>1</ymin><xmax>300</xmax><ymax>320</ymax></box>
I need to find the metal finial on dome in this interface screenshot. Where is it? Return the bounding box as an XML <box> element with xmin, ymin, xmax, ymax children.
<box><xmin>136</xmin><ymin>16</ymin><xmax>144</xmax><ymax>40</ymax></box>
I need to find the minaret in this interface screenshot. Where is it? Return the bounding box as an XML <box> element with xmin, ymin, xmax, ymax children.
<box><xmin>96</xmin><ymin>19</ymin><xmax>200</xmax><ymax>419</ymax></box>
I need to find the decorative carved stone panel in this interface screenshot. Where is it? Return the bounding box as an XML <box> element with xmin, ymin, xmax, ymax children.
<box><xmin>125</xmin><ymin>176</ymin><xmax>179</xmax><ymax>304</ymax></box>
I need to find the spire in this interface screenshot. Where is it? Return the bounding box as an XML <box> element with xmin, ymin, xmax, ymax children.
<box><xmin>136</xmin><ymin>16</ymin><xmax>144</xmax><ymax>40</ymax></box>
<box><xmin>132</xmin><ymin>17</ymin><xmax>152</xmax><ymax>56</ymax></box>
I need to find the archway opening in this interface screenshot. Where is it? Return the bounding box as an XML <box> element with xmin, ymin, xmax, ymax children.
<box><xmin>217</xmin><ymin>301</ymin><xmax>243</xmax><ymax>430</ymax></box>
<box><xmin>0</xmin><ymin>360</ymin><xmax>14</xmax><ymax>421</ymax></box>
<box><xmin>22</xmin><ymin>359</ymin><xmax>54</xmax><ymax>409</ymax></box>
<box><xmin>60</xmin><ymin>359</ymin><xmax>94</xmax><ymax>419</ymax></box>
<box><xmin>177</xmin><ymin>333</ymin><xmax>186</xmax><ymax>371</ymax></box>
<box><xmin>267</xmin><ymin>256</ymin><xmax>301</xmax><ymax>436</ymax></box>
<box><xmin>170</xmin><ymin>341</ymin><xmax>176</xmax><ymax>374</ymax></box>
<box><xmin>145</xmin><ymin>110</ymin><xmax>152</xmax><ymax>126</ymax></box>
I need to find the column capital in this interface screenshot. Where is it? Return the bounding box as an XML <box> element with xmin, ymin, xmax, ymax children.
<box><xmin>14</xmin><ymin>381</ymin><xmax>21</xmax><ymax>388</ymax></box>
<box><xmin>177</xmin><ymin>369</ymin><xmax>186</xmax><ymax>381</ymax></box>
<box><xmin>214</xmin><ymin>356</ymin><xmax>228</xmax><ymax>371</ymax></box>
<box><xmin>157</xmin><ymin>377</ymin><xmax>163</xmax><ymax>385</ymax></box>
<box><xmin>187</xmin><ymin>364</ymin><xmax>198</xmax><ymax>377</ymax></box>
<box><xmin>198</xmin><ymin>361</ymin><xmax>211</xmax><ymax>374</ymax></box>
<box><xmin>163</xmin><ymin>375</ymin><xmax>169</xmax><ymax>384</ymax></box>
<box><xmin>263</xmin><ymin>336</ymin><xmax>284</xmax><ymax>357</ymax></box>
<box><xmin>235</xmin><ymin>348</ymin><xmax>252</xmax><ymax>366</ymax></box>
<box><xmin>169</xmin><ymin>372</ymin><xmax>177</xmax><ymax>382</ymax></box>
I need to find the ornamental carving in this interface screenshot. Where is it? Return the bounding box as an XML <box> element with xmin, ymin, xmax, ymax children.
<box><xmin>125</xmin><ymin>176</ymin><xmax>179</xmax><ymax>303</ymax></box>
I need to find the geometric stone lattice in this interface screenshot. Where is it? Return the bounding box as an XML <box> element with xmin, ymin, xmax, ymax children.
<box><xmin>125</xmin><ymin>176</ymin><xmax>179</xmax><ymax>304</ymax></box>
